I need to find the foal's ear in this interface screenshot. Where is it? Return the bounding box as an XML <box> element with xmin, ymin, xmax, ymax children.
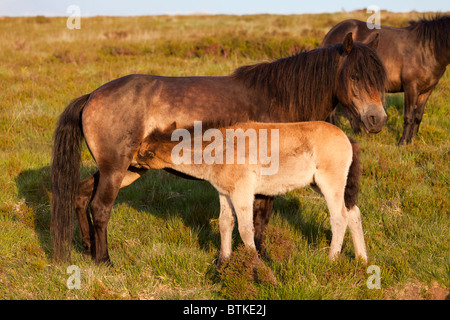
<box><xmin>138</xmin><ymin>146</ymin><xmax>155</xmax><ymax>161</ymax></box>
<box><xmin>343</xmin><ymin>32</ymin><xmax>353</xmax><ymax>54</ymax></box>
<box><xmin>367</xmin><ymin>33</ymin><xmax>379</xmax><ymax>50</ymax></box>
<box><xmin>167</xmin><ymin>121</ymin><xmax>177</xmax><ymax>132</ymax></box>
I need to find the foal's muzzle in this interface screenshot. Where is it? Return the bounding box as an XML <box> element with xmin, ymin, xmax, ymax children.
<box><xmin>361</xmin><ymin>104</ymin><xmax>387</xmax><ymax>133</ymax></box>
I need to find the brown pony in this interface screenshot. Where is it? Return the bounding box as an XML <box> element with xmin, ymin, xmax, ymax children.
<box><xmin>322</xmin><ymin>15</ymin><xmax>450</xmax><ymax>144</ymax></box>
<box><xmin>136</xmin><ymin>121</ymin><xmax>367</xmax><ymax>266</ymax></box>
<box><xmin>51</xmin><ymin>33</ymin><xmax>386</xmax><ymax>263</ymax></box>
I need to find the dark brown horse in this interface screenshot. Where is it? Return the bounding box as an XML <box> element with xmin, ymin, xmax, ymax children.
<box><xmin>51</xmin><ymin>33</ymin><xmax>387</xmax><ymax>263</ymax></box>
<box><xmin>322</xmin><ymin>15</ymin><xmax>450</xmax><ymax>144</ymax></box>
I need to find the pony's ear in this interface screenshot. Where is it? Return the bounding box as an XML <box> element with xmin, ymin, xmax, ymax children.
<box><xmin>367</xmin><ymin>33</ymin><xmax>379</xmax><ymax>50</ymax></box>
<box><xmin>343</xmin><ymin>32</ymin><xmax>353</xmax><ymax>54</ymax></box>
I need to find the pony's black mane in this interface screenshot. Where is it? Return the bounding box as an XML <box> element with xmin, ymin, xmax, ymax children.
<box><xmin>339</xmin><ymin>42</ymin><xmax>387</xmax><ymax>101</ymax></box>
<box><xmin>231</xmin><ymin>43</ymin><xmax>387</xmax><ymax>121</ymax></box>
<box><xmin>409</xmin><ymin>14</ymin><xmax>450</xmax><ymax>53</ymax></box>
<box><xmin>232</xmin><ymin>46</ymin><xmax>339</xmax><ymax>121</ymax></box>
<box><xmin>145</xmin><ymin>43</ymin><xmax>388</xmax><ymax>145</ymax></box>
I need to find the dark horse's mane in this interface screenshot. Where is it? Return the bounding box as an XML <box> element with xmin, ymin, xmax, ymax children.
<box><xmin>145</xmin><ymin>43</ymin><xmax>388</xmax><ymax>145</ymax></box>
<box><xmin>231</xmin><ymin>43</ymin><xmax>387</xmax><ymax>121</ymax></box>
<box><xmin>408</xmin><ymin>14</ymin><xmax>450</xmax><ymax>53</ymax></box>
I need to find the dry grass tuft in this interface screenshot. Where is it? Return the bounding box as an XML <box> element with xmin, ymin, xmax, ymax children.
<box><xmin>264</xmin><ymin>225</ymin><xmax>296</xmax><ymax>263</ymax></box>
<box><xmin>218</xmin><ymin>245</ymin><xmax>277</xmax><ymax>299</ymax></box>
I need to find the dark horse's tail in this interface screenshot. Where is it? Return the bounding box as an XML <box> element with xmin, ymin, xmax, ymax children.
<box><xmin>51</xmin><ymin>94</ymin><xmax>90</xmax><ymax>262</ymax></box>
<box><xmin>344</xmin><ymin>137</ymin><xmax>361</xmax><ymax>209</ymax></box>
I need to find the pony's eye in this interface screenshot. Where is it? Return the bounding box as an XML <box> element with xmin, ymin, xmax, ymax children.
<box><xmin>351</xmin><ymin>73</ymin><xmax>359</xmax><ymax>81</ymax></box>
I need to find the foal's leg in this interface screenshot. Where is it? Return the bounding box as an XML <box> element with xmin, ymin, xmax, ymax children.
<box><xmin>328</xmin><ymin>204</ymin><xmax>348</xmax><ymax>260</ymax></box>
<box><xmin>229</xmin><ymin>191</ymin><xmax>256</xmax><ymax>252</ymax></box>
<box><xmin>346</xmin><ymin>205</ymin><xmax>368</xmax><ymax>262</ymax></box>
<box><xmin>217</xmin><ymin>194</ymin><xmax>235</xmax><ymax>267</ymax></box>
<box><xmin>315</xmin><ymin>173</ymin><xmax>348</xmax><ymax>260</ymax></box>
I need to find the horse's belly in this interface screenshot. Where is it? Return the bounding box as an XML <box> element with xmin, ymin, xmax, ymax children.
<box><xmin>255</xmin><ymin>155</ymin><xmax>315</xmax><ymax>196</ymax></box>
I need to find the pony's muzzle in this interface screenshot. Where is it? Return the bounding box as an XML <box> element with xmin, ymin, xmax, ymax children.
<box><xmin>361</xmin><ymin>104</ymin><xmax>387</xmax><ymax>133</ymax></box>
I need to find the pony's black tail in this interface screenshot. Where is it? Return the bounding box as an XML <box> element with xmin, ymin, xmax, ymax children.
<box><xmin>51</xmin><ymin>94</ymin><xmax>90</xmax><ymax>262</ymax></box>
<box><xmin>344</xmin><ymin>137</ymin><xmax>361</xmax><ymax>209</ymax></box>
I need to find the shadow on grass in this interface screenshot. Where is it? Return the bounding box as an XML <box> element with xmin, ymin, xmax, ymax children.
<box><xmin>16</xmin><ymin>166</ymin><xmax>332</xmax><ymax>262</ymax></box>
<box><xmin>16</xmin><ymin>166</ymin><xmax>52</xmax><ymax>256</ymax></box>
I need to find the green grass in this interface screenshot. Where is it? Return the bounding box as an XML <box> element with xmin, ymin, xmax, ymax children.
<box><xmin>0</xmin><ymin>11</ymin><xmax>449</xmax><ymax>299</ymax></box>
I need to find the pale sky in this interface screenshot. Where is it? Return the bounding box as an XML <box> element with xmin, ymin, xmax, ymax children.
<box><xmin>0</xmin><ymin>0</ymin><xmax>448</xmax><ymax>16</ymax></box>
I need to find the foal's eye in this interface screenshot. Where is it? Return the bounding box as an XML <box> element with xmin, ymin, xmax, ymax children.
<box><xmin>351</xmin><ymin>73</ymin><xmax>359</xmax><ymax>81</ymax></box>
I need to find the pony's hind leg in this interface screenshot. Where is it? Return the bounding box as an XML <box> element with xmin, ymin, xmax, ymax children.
<box><xmin>314</xmin><ymin>172</ymin><xmax>348</xmax><ymax>260</ymax></box>
<box><xmin>89</xmin><ymin>169</ymin><xmax>125</xmax><ymax>264</ymax></box>
<box><xmin>328</xmin><ymin>204</ymin><xmax>348</xmax><ymax>260</ymax></box>
<box><xmin>347</xmin><ymin>205</ymin><xmax>368</xmax><ymax>262</ymax></box>
<box><xmin>75</xmin><ymin>168</ymin><xmax>147</xmax><ymax>258</ymax></box>
<box><xmin>75</xmin><ymin>171</ymin><xmax>99</xmax><ymax>256</ymax></box>
<box><xmin>316</xmin><ymin>178</ymin><xmax>368</xmax><ymax>261</ymax></box>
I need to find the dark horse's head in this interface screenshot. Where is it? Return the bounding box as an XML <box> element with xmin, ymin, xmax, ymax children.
<box><xmin>334</xmin><ymin>32</ymin><xmax>387</xmax><ymax>133</ymax></box>
<box><xmin>233</xmin><ymin>32</ymin><xmax>387</xmax><ymax>133</ymax></box>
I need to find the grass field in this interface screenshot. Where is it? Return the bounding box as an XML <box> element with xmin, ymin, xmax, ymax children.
<box><xmin>0</xmin><ymin>11</ymin><xmax>448</xmax><ymax>300</ymax></box>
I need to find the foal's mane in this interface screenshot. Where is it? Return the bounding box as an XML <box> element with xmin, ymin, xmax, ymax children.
<box><xmin>231</xmin><ymin>43</ymin><xmax>386</xmax><ymax>120</ymax></box>
<box><xmin>409</xmin><ymin>14</ymin><xmax>450</xmax><ymax>52</ymax></box>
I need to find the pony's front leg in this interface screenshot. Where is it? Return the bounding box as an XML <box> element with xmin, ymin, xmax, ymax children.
<box><xmin>328</xmin><ymin>207</ymin><xmax>348</xmax><ymax>260</ymax></box>
<box><xmin>217</xmin><ymin>194</ymin><xmax>235</xmax><ymax>268</ymax></box>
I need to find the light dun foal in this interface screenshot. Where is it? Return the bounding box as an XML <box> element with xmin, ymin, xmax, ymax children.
<box><xmin>137</xmin><ymin>121</ymin><xmax>368</xmax><ymax>266</ymax></box>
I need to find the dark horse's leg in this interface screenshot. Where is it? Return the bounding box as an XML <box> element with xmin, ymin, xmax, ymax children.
<box><xmin>253</xmin><ymin>195</ymin><xmax>274</xmax><ymax>257</ymax></box>
<box><xmin>75</xmin><ymin>171</ymin><xmax>99</xmax><ymax>256</ymax></box>
<box><xmin>88</xmin><ymin>169</ymin><xmax>125</xmax><ymax>264</ymax></box>
<box><xmin>399</xmin><ymin>85</ymin><xmax>418</xmax><ymax>145</ymax></box>
<box><xmin>411</xmin><ymin>90</ymin><xmax>432</xmax><ymax>141</ymax></box>
<box><xmin>75</xmin><ymin>168</ymin><xmax>147</xmax><ymax>263</ymax></box>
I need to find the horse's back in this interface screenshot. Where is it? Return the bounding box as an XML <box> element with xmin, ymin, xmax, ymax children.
<box><xmin>80</xmin><ymin>74</ymin><xmax>169</xmax><ymax>171</ymax></box>
<box><xmin>80</xmin><ymin>73</ymin><xmax>255</xmax><ymax>169</ymax></box>
<box><xmin>322</xmin><ymin>19</ymin><xmax>362</xmax><ymax>45</ymax></box>
<box><xmin>254</xmin><ymin>121</ymin><xmax>352</xmax><ymax>195</ymax></box>
<box><xmin>289</xmin><ymin>121</ymin><xmax>352</xmax><ymax>160</ymax></box>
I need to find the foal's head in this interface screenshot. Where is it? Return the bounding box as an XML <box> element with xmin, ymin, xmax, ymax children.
<box><xmin>335</xmin><ymin>32</ymin><xmax>387</xmax><ymax>133</ymax></box>
<box><xmin>137</xmin><ymin>122</ymin><xmax>177</xmax><ymax>168</ymax></box>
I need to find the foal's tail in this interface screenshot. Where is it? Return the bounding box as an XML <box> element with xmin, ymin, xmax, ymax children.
<box><xmin>51</xmin><ymin>94</ymin><xmax>90</xmax><ymax>262</ymax></box>
<box><xmin>344</xmin><ymin>137</ymin><xmax>361</xmax><ymax>209</ymax></box>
